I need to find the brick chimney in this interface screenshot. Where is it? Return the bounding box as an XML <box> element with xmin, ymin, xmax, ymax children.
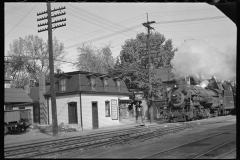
<box><xmin>38</xmin><ymin>72</ymin><xmax>48</xmax><ymax>124</ymax></box>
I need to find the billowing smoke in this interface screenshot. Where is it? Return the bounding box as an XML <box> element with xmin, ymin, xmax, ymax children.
<box><xmin>199</xmin><ymin>80</ymin><xmax>209</xmax><ymax>88</ymax></box>
<box><xmin>171</xmin><ymin>39</ymin><xmax>236</xmax><ymax>81</ymax></box>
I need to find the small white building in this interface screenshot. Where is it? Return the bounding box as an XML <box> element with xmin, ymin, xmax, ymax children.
<box><xmin>44</xmin><ymin>71</ymin><xmax>132</xmax><ymax>130</ymax></box>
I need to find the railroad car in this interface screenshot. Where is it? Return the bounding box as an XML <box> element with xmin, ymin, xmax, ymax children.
<box><xmin>164</xmin><ymin>82</ymin><xmax>235</xmax><ymax>122</ymax></box>
<box><xmin>4</xmin><ymin>109</ymin><xmax>31</xmax><ymax>135</ymax></box>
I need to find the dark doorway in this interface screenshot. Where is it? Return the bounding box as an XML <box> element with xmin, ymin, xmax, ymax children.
<box><xmin>33</xmin><ymin>105</ymin><xmax>40</xmax><ymax>124</ymax></box>
<box><xmin>68</xmin><ymin>102</ymin><xmax>78</xmax><ymax>124</ymax></box>
<box><xmin>92</xmin><ymin>102</ymin><xmax>99</xmax><ymax>129</ymax></box>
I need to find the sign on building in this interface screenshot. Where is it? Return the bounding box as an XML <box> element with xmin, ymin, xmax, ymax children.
<box><xmin>111</xmin><ymin>99</ymin><xmax>118</xmax><ymax>120</ymax></box>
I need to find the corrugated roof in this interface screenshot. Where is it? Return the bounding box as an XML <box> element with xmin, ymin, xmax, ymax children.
<box><xmin>5</xmin><ymin>88</ymin><xmax>33</xmax><ymax>103</ymax></box>
<box><xmin>28</xmin><ymin>86</ymin><xmax>50</xmax><ymax>102</ymax></box>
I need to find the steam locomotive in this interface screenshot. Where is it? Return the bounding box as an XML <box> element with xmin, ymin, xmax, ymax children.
<box><xmin>164</xmin><ymin>80</ymin><xmax>235</xmax><ymax>122</ymax></box>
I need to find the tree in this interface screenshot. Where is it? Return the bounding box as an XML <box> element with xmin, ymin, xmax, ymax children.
<box><xmin>74</xmin><ymin>43</ymin><xmax>115</xmax><ymax>74</ymax></box>
<box><xmin>5</xmin><ymin>35</ymin><xmax>66</xmax><ymax>88</ymax></box>
<box><xmin>109</xmin><ymin>31</ymin><xmax>176</xmax><ymax>120</ymax></box>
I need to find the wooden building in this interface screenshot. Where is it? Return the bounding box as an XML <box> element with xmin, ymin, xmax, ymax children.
<box><xmin>4</xmin><ymin>77</ymin><xmax>34</xmax><ymax>125</ymax></box>
<box><xmin>44</xmin><ymin>71</ymin><xmax>132</xmax><ymax>130</ymax></box>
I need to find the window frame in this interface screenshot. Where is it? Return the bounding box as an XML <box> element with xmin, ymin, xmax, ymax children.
<box><xmin>59</xmin><ymin>78</ymin><xmax>67</xmax><ymax>92</ymax></box>
<box><xmin>116</xmin><ymin>79</ymin><xmax>121</xmax><ymax>92</ymax></box>
<box><xmin>90</xmin><ymin>76</ymin><xmax>97</xmax><ymax>91</ymax></box>
<box><xmin>104</xmin><ymin>78</ymin><xmax>109</xmax><ymax>91</ymax></box>
<box><xmin>105</xmin><ymin>101</ymin><xmax>110</xmax><ymax>117</ymax></box>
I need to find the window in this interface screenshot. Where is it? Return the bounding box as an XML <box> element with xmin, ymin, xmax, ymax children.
<box><xmin>117</xmin><ymin>80</ymin><xmax>121</xmax><ymax>92</ymax></box>
<box><xmin>104</xmin><ymin>78</ymin><xmax>109</xmax><ymax>91</ymax></box>
<box><xmin>5</xmin><ymin>83</ymin><xmax>10</xmax><ymax>88</ymax></box>
<box><xmin>5</xmin><ymin>105</ymin><xmax>12</xmax><ymax>110</ymax></box>
<box><xmin>105</xmin><ymin>101</ymin><xmax>110</xmax><ymax>117</ymax></box>
<box><xmin>91</xmin><ymin>77</ymin><xmax>97</xmax><ymax>91</ymax></box>
<box><xmin>60</xmin><ymin>79</ymin><xmax>66</xmax><ymax>91</ymax></box>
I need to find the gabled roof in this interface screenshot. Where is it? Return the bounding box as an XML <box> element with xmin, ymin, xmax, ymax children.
<box><xmin>5</xmin><ymin>88</ymin><xmax>33</xmax><ymax>103</ymax></box>
<box><xmin>28</xmin><ymin>86</ymin><xmax>50</xmax><ymax>102</ymax></box>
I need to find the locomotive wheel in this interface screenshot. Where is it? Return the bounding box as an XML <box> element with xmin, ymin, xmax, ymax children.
<box><xmin>4</xmin><ymin>126</ymin><xmax>8</xmax><ymax>135</ymax></box>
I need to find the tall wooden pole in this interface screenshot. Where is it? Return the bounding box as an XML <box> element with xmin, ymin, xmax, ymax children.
<box><xmin>142</xmin><ymin>14</ymin><xmax>155</xmax><ymax>123</ymax></box>
<box><xmin>47</xmin><ymin>2</ymin><xmax>58</xmax><ymax>137</ymax></box>
<box><xmin>37</xmin><ymin>3</ymin><xmax>66</xmax><ymax>137</ymax></box>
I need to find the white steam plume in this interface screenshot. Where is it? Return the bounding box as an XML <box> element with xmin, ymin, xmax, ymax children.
<box><xmin>170</xmin><ymin>39</ymin><xmax>236</xmax><ymax>81</ymax></box>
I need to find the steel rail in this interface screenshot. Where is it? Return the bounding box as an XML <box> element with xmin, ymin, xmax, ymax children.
<box><xmin>5</xmin><ymin>118</ymin><xmax>234</xmax><ymax>158</ymax></box>
<box><xmin>8</xmin><ymin>138</ymin><xmax>126</xmax><ymax>158</ymax></box>
<box><xmin>213</xmin><ymin>148</ymin><xmax>236</xmax><ymax>159</ymax></box>
<box><xmin>43</xmin><ymin>125</ymin><xmax>195</xmax><ymax>158</ymax></box>
<box><xmin>5</xmin><ymin>127</ymin><xmax>150</xmax><ymax>158</ymax></box>
<box><xmin>10</xmin><ymin>126</ymin><xmax>175</xmax><ymax>158</ymax></box>
<box><xmin>5</xmin><ymin>125</ymin><xmax>190</xmax><ymax>158</ymax></box>
<box><xmin>72</xmin><ymin>124</ymin><xmax>201</xmax><ymax>158</ymax></box>
<box><xmin>192</xmin><ymin>139</ymin><xmax>236</xmax><ymax>159</ymax></box>
<box><xmin>140</xmin><ymin>129</ymin><xmax>236</xmax><ymax>159</ymax></box>
<box><xmin>4</xmin><ymin>126</ymin><xmax>147</xmax><ymax>152</ymax></box>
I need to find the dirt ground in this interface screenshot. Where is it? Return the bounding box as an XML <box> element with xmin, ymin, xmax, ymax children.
<box><xmin>4</xmin><ymin>116</ymin><xmax>235</xmax><ymax>148</ymax></box>
<box><xmin>4</xmin><ymin>119</ymin><xmax>144</xmax><ymax>148</ymax></box>
<box><xmin>75</xmin><ymin>116</ymin><xmax>236</xmax><ymax>158</ymax></box>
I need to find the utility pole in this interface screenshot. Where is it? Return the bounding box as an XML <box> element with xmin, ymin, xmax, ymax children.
<box><xmin>142</xmin><ymin>13</ymin><xmax>155</xmax><ymax>123</ymax></box>
<box><xmin>37</xmin><ymin>2</ymin><xmax>66</xmax><ymax>137</ymax></box>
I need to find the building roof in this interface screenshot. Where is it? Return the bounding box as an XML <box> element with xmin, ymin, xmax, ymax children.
<box><xmin>5</xmin><ymin>77</ymin><xmax>13</xmax><ymax>81</ymax></box>
<box><xmin>5</xmin><ymin>88</ymin><xmax>33</xmax><ymax>103</ymax></box>
<box><xmin>45</xmin><ymin>71</ymin><xmax>131</xmax><ymax>97</ymax></box>
<box><xmin>28</xmin><ymin>86</ymin><xmax>50</xmax><ymax>102</ymax></box>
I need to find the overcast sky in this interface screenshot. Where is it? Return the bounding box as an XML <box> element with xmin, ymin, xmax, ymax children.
<box><xmin>5</xmin><ymin>2</ymin><xmax>236</xmax><ymax>73</ymax></box>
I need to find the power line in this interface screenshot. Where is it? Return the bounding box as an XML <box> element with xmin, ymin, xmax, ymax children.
<box><xmin>148</xmin><ymin>8</ymin><xmax>217</xmax><ymax>14</ymax></box>
<box><xmin>63</xmin><ymin>9</ymin><xmax>137</xmax><ymax>42</ymax></box>
<box><xmin>154</xmin><ymin>16</ymin><xmax>226</xmax><ymax>25</ymax></box>
<box><xmin>5</xmin><ymin>3</ymin><xmax>38</xmax><ymax>37</ymax></box>
<box><xmin>67</xmin><ymin>4</ymin><xmax>139</xmax><ymax>35</ymax></box>
<box><xmin>5</xmin><ymin>55</ymin><xmax>78</xmax><ymax>65</ymax></box>
<box><xmin>65</xmin><ymin>24</ymin><xmax>141</xmax><ymax>49</ymax></box>
<box><xmin>64</xmin><ymin>16</ymin><xmax>226</xmax><ymax>50</ymax></box>
<box><xmin>5</xmin><ymin>3</ymin><xmax>27</xmax><ymax>13</ymax></box>
<box><xmin>60</xmin><ymin>9</ymin><xmax>145</xmax><ymax>43</ymax></box>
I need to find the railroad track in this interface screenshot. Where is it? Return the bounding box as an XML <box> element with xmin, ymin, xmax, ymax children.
<box><xmin>193</xmin><ymin>139</ymin><xmax>236</xmax><ymax>159</ymax></box>
<box><xmin>4</xmin><ymin>127</ymin><xmax>150</xmax><ymax>158</ymax></box>
<box><xmin>4</xmin><ymin>118</ymin><xmax>234</xmax><ymax>158</ymax></box>
<box><xmin>214</xmin><ymin>148</ymin><xmax>236</xmax><ymax>159</ymax></box>
<box><xmin>140</xmin><ymin>129</ymin><xmax>236</xmax><ymax>159</ymax></box>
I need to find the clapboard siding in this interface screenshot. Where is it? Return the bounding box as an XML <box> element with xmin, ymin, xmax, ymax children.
<box><xmin>81</xmin><ymin>94</ymin><xmax>120</xmax><ymax>130</ymax></box>
<box><xmin>48</xmin><ymin>95</ymin><xmax>81</xmax><ymax>125</ymax></box>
